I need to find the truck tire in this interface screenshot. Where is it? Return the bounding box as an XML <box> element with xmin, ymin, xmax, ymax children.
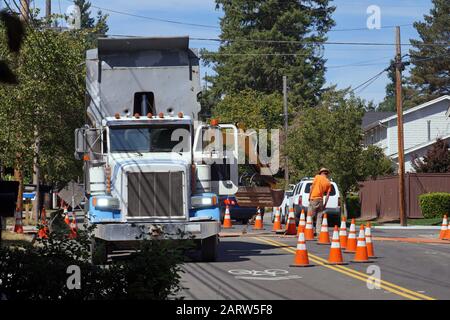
<box><xmin>90</xmin><ymin>238</ymin><xmax>109</xmax><ymax>265</ymax></box>
<box><xmin>201</xmin><ymin>235</ymin><xmax>218</xmax><ymax>262</ymax></box>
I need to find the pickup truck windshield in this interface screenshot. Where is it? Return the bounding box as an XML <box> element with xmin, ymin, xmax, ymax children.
<box><xmin>109</xmin><ymin>124</ymin><xmax>190</xmax><ymax>153</ymax></box>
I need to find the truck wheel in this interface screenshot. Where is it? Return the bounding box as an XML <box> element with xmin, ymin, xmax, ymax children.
<box><xmin>90</xmin><ymin>238</ymin><xmax>109</xmax><ymax>265</ymax></box>
<box><xmin>201</xmin><ymin>235</ymin><xmax>218</xmax><ymax>262</ymax></box>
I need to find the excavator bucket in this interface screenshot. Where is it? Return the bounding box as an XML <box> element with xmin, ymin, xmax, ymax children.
<box><xmin>234</xmin><ymin>187</ymin><xmax>284</xmax><ymax>207</ymax></box>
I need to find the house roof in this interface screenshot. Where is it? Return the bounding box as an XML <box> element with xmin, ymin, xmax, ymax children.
<box><xmin>390</xmin><ymin>133</ymin><xmax>450</xmax><ymax>159</ymax></box>
<box><xmin>363</xmin><ymin>95</ymin><xmax>450</xmax><ymax>132</ymax></box>
<box><xmin>362</xmin><ymin>111</ymin><xmax>395</xmax><ymax>129</ymax></box>
<box><xmin>381</xmin><ymin>95</ymin><xmax>450</xmax><ymax>123</ymax></box>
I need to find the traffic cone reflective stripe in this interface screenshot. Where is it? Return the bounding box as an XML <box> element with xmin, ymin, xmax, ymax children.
<box><xmin>344</xmin><ymin>218</ymin><xmax>357</xmax><ymax>253</ymax></box>
<box><xmin>352</xmin><ymin>225</ymin><xmax>372</xmax><ymax>263</ymax></box>
<box><xmin>326</xmin><ymin>226</ymin><xmax>347</xmax><ymax>265</ymax></box>
<box><xmin>317</xmin><ymin>214</ymin><xmax>330</xmax><ymax>245</ymax></box>
<box><xmin>285</xmin><ymin>208</ymin><xmax>297</xmax><ymax>235</ymax></box>
<box><xmin>254</xmin><ymin>208</ymin><xmax>264</xmax><ymax>230</ymax></box>
<box><xmin>339</xmin><ymin>216</ymin><xmax>348</xmax><ymax>249</ymax></box>
<box><xmin>290</xmin><ymin>232</ymin><xmax>313</xmax><ymax>267</ymax></box>
<box><xmin>223</xmin><ymin>205</ymin><xmax>233</xmax><ymax>229</ymax></box>
<box><xmin>14</xmin><ymin>209</ymin><xmax>24</xmax><ymax>234</ymax></box>
<box><xmin>297</xmin><ymin>209</ymin><xmax>306</xmax><ymax>235</ymax></box>
<box><xmin>304</xmin><ymin>213</ymin><xmax>315</xmax><ymax>241</ymax></box>
<box><xmin>272</xmin><ymin>207</ymin><xmax>282</xmax><ymax>231</ymax></box>
<box><xmin>63</xmin><ymin>206</ymin><xmax>70</xmax><ymax>225</ymax></box>
<box><xmin>439</xmin><ymin>215</ymin><xmax>448</xmax><ymax>240</ymax></box>
<box><xmin>365</xmin><ymin>222</ymin><xmax>376</xmax><ymax>258</ymax></box>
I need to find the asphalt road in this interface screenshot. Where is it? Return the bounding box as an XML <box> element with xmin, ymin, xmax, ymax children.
<box><xmin>179</xmin><ymin>218</ymin><xmax>450</xmax><ymax>300</ymax></box>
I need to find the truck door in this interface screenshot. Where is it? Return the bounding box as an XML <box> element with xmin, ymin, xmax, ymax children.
<box><xmin>193</xmin><ymin>123</ymin><xmax>239</xmax><ymax>196</ymax></box>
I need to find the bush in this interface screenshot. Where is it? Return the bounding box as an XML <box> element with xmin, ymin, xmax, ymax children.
<box><xmin>419</xmin><ymin>193</ymin><xmax>450</xmax><ymax>219</ymax></box>
<box><xmin>346</xmin><ymin>195</ymin><xmax>361</xmax><ymax>219</ymax></box>
<box><xmin>0</xmin><ymin>215</ymin><xmax>189</xmax><ymax>300</ymax></box>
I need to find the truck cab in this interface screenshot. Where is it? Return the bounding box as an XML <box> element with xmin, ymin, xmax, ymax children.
<box><xmin>75</xmin><ymin>36</ymin><xmax>239</xmax><ymax>263</ymax></box>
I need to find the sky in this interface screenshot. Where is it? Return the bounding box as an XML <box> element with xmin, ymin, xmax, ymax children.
<box><xmin>16</xmin><ymin>0</ymin><xmax>435</xmax><ymax>105</ymax></box>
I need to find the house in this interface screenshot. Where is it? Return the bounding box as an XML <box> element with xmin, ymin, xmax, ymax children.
<box><xmin>363</xmin><ymin>95</ymin><xmax>450</xmax><ymax>172</ymax></box>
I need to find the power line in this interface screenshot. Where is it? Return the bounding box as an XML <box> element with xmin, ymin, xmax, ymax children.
<box><xmin>191</xmin><ymin>37</ymin><xmax>449</xmax><ymax>47</ymax></box>
<box><xmin>62</xmin><ymin>0</ymin><xmax>219</xmax><ymax>29</ymax></box>
<box><xmin>351</xmin><ymin>67</ymin><xmax>390</xmax><ymax>92</ymax></box>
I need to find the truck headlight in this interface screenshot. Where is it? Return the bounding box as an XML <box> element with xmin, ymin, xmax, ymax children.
<box><xmin>93</xmin><ymin>197</ymin><xmax>120</xmax><ymax>211</ymax></box>
<box><xmin>191</xmin><ymin>194</ymin><xmax>217</xmax><ymax>208</ymax></box>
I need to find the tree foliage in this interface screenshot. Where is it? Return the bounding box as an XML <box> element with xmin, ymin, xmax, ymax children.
<box><xmin>412</xmin><ymin>138</ymin><xmax>450</xmax><ymax>173</ymax></box>
<box><xmin>0</xmin><ymin>215</ymin><xmax>187</xmax><ymax>300</ymax></box>
<box><xmin>212</xmin><ymin>89</ymin><xmax>285</xmax><ymax>130</ymax></box>
<box><xmin>359</xmin><ymin>145</ymin><xmax>394</xmax><ymax>179</ymax></box>
<box><xmin>287</xmin><ymin>89</ymin><xmax>394</xmax><ymax>200</ymax></box>
<box><xmin>0</xmin><ymin>15</ymin><xmax>102</xmax><ymax>186</ymax></box>
<box><xmin>74</xmin><ymin>0</ymin><xmax>109</xmax><ymax>34</ymax></box>
<box><xmin>203</xmin><ymin>0</ymin><xmax>335</xmax><ymax>109</ymax></box>
<box><xmin>409</xmin><ymin>0</ymin><xmax>450</xmax><ymax>103</ymax></box>
<box><xmin>0</xmin><ymin>10</ymin><xmax>24</xmax><ymax>84</ymax></box>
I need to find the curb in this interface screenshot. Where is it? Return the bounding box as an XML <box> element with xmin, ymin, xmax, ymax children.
<box><xmin>373</xmin><ymin>226</ymin><xmax>441</xmax><ymax>230</ymax></box>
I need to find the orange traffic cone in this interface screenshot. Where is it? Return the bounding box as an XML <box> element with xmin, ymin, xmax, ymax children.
<box><xmin>253</xmin><ymin>208</ymin><xmax>264</xmax><ymax>230</ymax></box>
<box><xmin>37</xmin><ymin>208</ymin><xmax>49</xmax><ymax>239</ymax></box>
<box><xmin>344</xmin><ymin>218</ymin><xmax>357</xmax><ymax>253</ymax></box>
<box><xmin>285</xmin><ymin>207</ymin><xmax>297</xmax><ymax>235</ymax></box>
<box><xmin>365</xmin><ymin>222</ymin><xmax>376</xmax><ymax>258</ymax></box>
<box><xmin>317</xmin><ymin>214</ymin><xmax>330</xmax><ymax>245</ymax></box>
<box><xmin>352</xmin><ymin>225</ymin><xmax>372</xmax><ymax>263</ymax></box>
<box><xmin>297</xmin><ymin>209</ymin><xmax>306</xmax><ymax>235</ymax></box>
<box><xmin>339</xmin><ymin>216</ymin><xmax>348</xmax><ymax>249</ymax></box>
<box><xmin>14</xmin><ymin>209</ymin><xmax>24</xmax><ymax>234</ymax></box>
<box><xmin>439</xmin><ymin>215</ymin><xmax>448</xmax><ymax>239</ymax></box>
<box><xmin>304</xmin><ymin>213</ymin><xmax>315</xmax><ymax>241</ymax></box>
<box><xmin>63</xmin><ymin>206</ymin><xmax>70</xmax><ymax>225</ymax></box>
<box><xmin>68</xmin><ymin>212</ymin><xmax>78</xmax><ymax>239</ymax></box>
<box><xmin>223</xmin><ymin>205</ymin><xmax>233</xmax><ymax>229</ymax></box>
<box><xmin>290</xmin><ymin>231</ymin><xmax>313</xmax><ymax>267</ymax></box>
<box><xmin>326</xmin><ymin>226</ymin><xmax>347</xmax><ymax>265</ymax></box>
<box><xmin>272</xmin><ymin>207</ymin><xmax>282</xmax><ymax>231</ymax></box>
<box><xmin>444</xmin><ymin>217</ymin><xmax>450</xmax><ymax>240</ymax></box>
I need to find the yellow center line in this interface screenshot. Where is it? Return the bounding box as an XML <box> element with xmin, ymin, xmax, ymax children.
<box><xmin>254</xmin><ymin>236</ymin><xmax>436</xmax><ymax>301</ymax></box>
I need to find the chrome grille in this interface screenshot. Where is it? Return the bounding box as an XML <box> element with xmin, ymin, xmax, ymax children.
<box><xmin>127</xmin><ymin>171</ymin><xmax>184</xmax><ymax>218</ymax></box>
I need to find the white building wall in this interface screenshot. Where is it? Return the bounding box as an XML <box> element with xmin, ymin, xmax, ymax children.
<box><xmin>387</xmin><ymin>100</ymin><xmax>450</xmax><ymax>156</ymax></box>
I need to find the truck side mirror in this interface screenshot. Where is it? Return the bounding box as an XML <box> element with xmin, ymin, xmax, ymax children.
<box><xmin>75</xmin><ymin>128</ymin><xmax>103</xmax><ymax>161</ymax></box>
<box><xmin>74</xmin><ymin>128</ymin><xmax>86</xmax><ymax>160</ymax></box>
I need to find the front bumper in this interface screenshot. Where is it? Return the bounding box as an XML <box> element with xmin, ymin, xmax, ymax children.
<box><xmin>93</xmin><ymin>220</ymin><xmax>220</xmax><ymax>241</ymax></box>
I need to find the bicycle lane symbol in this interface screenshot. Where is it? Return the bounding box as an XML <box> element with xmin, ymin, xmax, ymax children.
<box><xmin>228</xmin><ymin>269</ymin><xmax>302</xmax><ymax>281</ymax></box>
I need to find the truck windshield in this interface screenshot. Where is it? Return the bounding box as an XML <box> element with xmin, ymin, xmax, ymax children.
<box><xmin>109</xmin><ymin>124</ymin><xmax>190</xmax><ymax>153</ymax></box>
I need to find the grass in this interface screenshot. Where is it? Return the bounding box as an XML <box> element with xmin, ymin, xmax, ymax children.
<box><xmin>0</xmin><ymin>230</ymin><xmax>34</xmax><ymax>248</ymax></box>
<box><xmin>355</xmin><ymin>217</ymin><xmax>443</xmax><ymax>226</ymax></box>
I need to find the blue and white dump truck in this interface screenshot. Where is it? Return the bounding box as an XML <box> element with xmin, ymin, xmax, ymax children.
<box><xmin>75</xmin><ymin>36</ymin><xmax>282</xmax><ymax>264</ymax></box>
<box><xmin>74</xmin><ymin>36</ymin><xmax>244</xmax><ymax>263</ymax></box>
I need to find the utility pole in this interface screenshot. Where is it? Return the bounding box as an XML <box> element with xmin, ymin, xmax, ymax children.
<box><xmin>20</xmin><ymin>0</ymin><xmax>29</xmax><ymax>21</ymax></box>
<box><xmin>395</xmin><ymin>26</ymin><xmax>407</xmax><ymax>226</ymax></box>
<box><xmin>46</xmin><ymin>0</ymin><xmax>51</xmax><ymax>26</ymax></box>
<box><xmin>283</xmin><ymin>76</ymin><xmax>289</xmax><ymax>186</ymax></box>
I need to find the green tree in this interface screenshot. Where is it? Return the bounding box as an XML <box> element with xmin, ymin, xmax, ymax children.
<box><xmin>359</xmin><ymin>145</ymin><xmax>394</xmax><ymax>179</ymax></box>
<box><xmin>286</xmin><ymin>89</ymin><xmax>368</xmax><ymax>210</ymax></box>
<box><xmin>412</xmin><ymin>138</ymin><xmax>450</xmax><ymax>173</ymax></box>
<box><xmin>409</xmin><ymin>0</ymin><xmax>450</xmax><ymax>103</ymax></box>
<box><xmin>203</xmin><ymin>0</ymin><xmax>335</xmax><ymax>109</ymax></box>
<box><xmin>74</xmin><ymin>0</ymin><xmax>109</xmax><ymax>34</ymax></box>
<box><xmin>0</xmin><ymin>17</ymin><xmax>99</xmax><ymax>186</ymax></box>
<box><xmin>212</xmin><ymin>89</ymin><xmax>285</xmax><ymax>129</ymax></box>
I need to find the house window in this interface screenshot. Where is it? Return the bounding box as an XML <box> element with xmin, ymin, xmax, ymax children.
<box><xmin>427</xmin><ymin>120</ymin><xmax>431</xmax><ymax>141</ymax></box>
